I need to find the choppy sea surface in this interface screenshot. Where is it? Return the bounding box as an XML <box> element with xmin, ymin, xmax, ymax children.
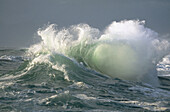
<box><xmin>0</xmin><ymin>20</ymin><xmax>170</xmax><ymax>111</ymax></box>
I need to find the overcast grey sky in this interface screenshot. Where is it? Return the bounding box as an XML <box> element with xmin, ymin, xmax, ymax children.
<box><xmin>0</xmin><ymin>0</ymin><xmax>170</xmax><ymax>48</ymax></box>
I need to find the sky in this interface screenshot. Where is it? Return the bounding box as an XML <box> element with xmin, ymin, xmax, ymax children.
<box><xmin>0</xmin><ymin>0</ymin><xmax>170</xmax><ymax>48</ymax></box>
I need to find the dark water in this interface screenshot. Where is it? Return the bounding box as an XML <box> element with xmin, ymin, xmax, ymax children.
<box><xmin>0</xmin><ymin>49</ymin><xmax>170</xmax><ymax>112</ymax></box>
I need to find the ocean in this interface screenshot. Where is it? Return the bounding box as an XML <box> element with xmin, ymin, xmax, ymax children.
<box><xmin>0</xmin><ymin>20</ymin><xmax>170</xmax><ymax>111</ymax></box>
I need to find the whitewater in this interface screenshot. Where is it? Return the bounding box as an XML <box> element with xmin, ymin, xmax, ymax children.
<box><xmin>0</xmin><ymin>20</ymin><xmax>170</xmax><ymax>111</ymax></box>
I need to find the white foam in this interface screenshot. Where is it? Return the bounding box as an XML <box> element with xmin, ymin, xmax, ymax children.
<box><xmin>74</xmin><ymin>94</ymin><xmax>96</xmax><ymax>100</ymax></box>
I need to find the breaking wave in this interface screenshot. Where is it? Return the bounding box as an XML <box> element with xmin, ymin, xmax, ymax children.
<box><xmin>28</xmin><ymin>20</ymin><xmax>170</xmax><ymax>86</ymax></box>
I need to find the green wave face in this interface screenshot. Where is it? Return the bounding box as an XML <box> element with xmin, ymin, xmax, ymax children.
<box><xmin>67</xmin><ymin>41</ymin><xmax>159</xmax><ymax>86</ymax></box>
<box><xmin>91</xmin><ymin>43</ymin><xmax>138</xmax><ymax>80</ymax></box>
